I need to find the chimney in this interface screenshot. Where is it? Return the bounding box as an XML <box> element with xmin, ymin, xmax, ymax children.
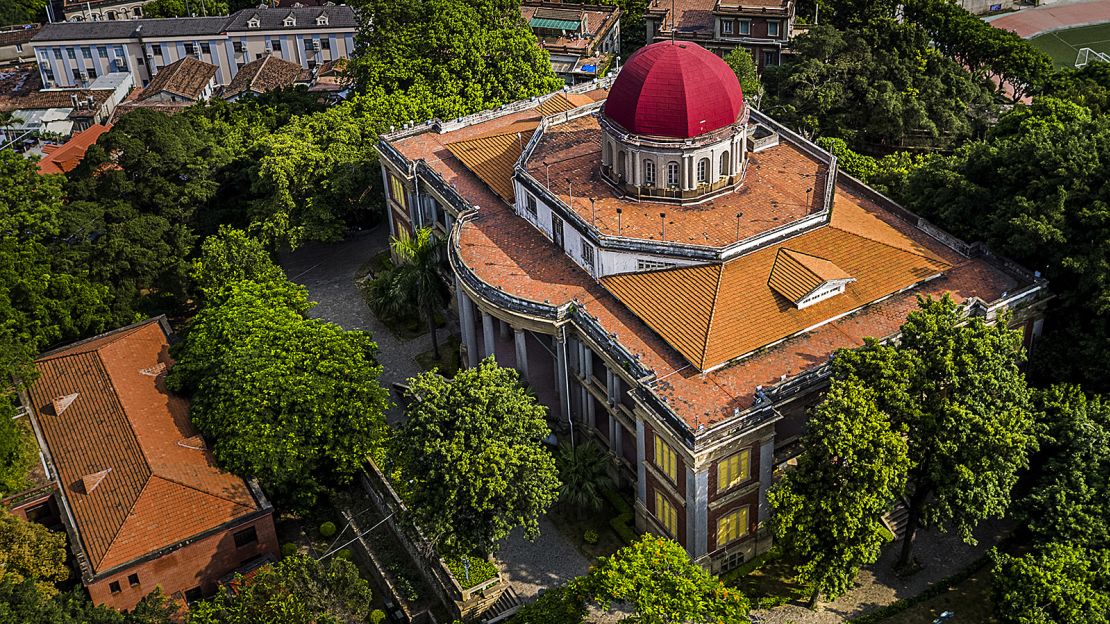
<box><xmin>70</xmin><ymin>93</ymin><xmax>79</xmax><ymax>108</ymax></box>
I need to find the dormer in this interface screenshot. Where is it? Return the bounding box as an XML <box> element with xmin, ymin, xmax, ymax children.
<box><xmin>283</xmin><ymin>12</ymin><xmax>296</xmax><ymax>27</ymax></box>
<box><xmin>315</xmin><ymin>12</ymin><xmax>329</xmax><ymax>26</ymax></box>
<box><xmin>247</xmin><ymin>13</ymin><xmax>261</xmax><ymax>28</ymax></box>
<box><xmin>768</xmin><ymin>249</ymin><xmax>854</xmax><ymax>309</ymax></box>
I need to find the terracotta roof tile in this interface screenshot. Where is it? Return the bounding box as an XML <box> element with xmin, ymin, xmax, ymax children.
<box><xmin>29</xmin><ymin>320</ymin><xmax>260</xmax><ymax>574</ymax></box>
<box><xmin>221</xmin><ymin>55</ymin><xmax>303</xmax><ymax>100</ymax></box>
<box><xmin>37</xmin><ymin>123</ymin><xmax>111</xmax><ymax>175</ymax></box>
<box><xmin>140</xmin><ymin>57</ymin><xmax>217</xmax><ymax>101</ymax></box>
<box><xmin>447</xmin><ymin>122</ymin><xmax>539</xmax><ymax>203</ymax></box>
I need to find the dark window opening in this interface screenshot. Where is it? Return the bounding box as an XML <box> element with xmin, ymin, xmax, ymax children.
<box><xmin>127</xmin><ymin>573</ymin><xmax>139</xmax><ymax>587</ymax></box>
<box><xmin>109</xmin><ymin>581</ymin><xmax>121</xmax><ymax>593</ymax></box>
<box><xmin>233</xmin><ymin>526</ymin><xmax>258</xmax><ymax>548</ymax></box>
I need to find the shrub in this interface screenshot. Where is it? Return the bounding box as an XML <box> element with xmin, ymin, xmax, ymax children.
<box><xmin>445</xmin><ymin>555</ymin><xmax>500</xmax><ymax>589</ymax></box>
<box><xmin>319</xmin><ymin>521</ymin><xmax>337</xmax><ymax>538</ymax></box>
<box><xmin>370</xmin><ymin>610</ymin><xmax>387</xmax><ymax>624</ymax></box>
<box><xmin>609</xmin><ymin>512</ymin><xmax>637</xmax><ymax>545</ymax></box>
<box><xmin>583</xmin><ymin>529</ymin><xmax>599</xmax><ymax>545</ymax></box>
<box><xmin>280</xmin><ymin>542</ymin><xmax>298</xmax><ymax>558</ymax></box>
<box><xmin>336</xmin><ymin>548</ymin><xmax>353</xmax><ymax>560</ymax></box>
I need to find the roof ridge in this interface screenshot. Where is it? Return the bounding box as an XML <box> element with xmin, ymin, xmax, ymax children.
<box><xmin>779</xmin><ymin>248</ymin><xmax>823</xmax><ymax>284</ymax></box>
<box><xmin>698</xmin><ymin>265</ymin><xmax>726</xmax><ymax>370</ymax></box>
<box><xmin>93</xmin><ymin>474</ymin><xmax>154</xmax><ymax>570</ymax></box>
<box><xmin>249</xmin><ymin>55</ymin><xmax>271</xmax><ymax>93</ymax></box>
<box><xmin>829</xmin><ymin>223</ymin><xmax>949</xmax><ymax>266</ymax></box>
<box><xmin>92</xmin><ymin>346</ymin><xmax>157</xmax><ymax>480</ymax></box>
<box><xmin>149</xmin><ymin>473</ymin><xmax>256</xmax><ymax>512</ymax></box>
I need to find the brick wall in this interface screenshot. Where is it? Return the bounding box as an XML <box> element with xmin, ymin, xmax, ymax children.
<box><xmin>645</xmin><ymin>471</ymin><xmax>687</xmax><ymax>548</ymax></box>
<box><xmin>706</xmin><ymin>442</ymin><xmax>760</xmax><ymax>504</ymax></box>
<box><xmin>87</xmin><ymin>513</ymin><xmax>278</xmax><ymax>612</ymax></box>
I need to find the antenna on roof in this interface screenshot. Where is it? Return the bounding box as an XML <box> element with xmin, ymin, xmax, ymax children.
<box><xmin>671</xmin><ymin>0</ymin><xmax>676</xmax><ymax>42</ymax></box>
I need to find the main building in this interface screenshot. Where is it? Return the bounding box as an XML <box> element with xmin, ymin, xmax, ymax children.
<box><xmin>377</xmin><ymin>41</ymin><xmax>1047</xmax><ymax>570</ymax></box>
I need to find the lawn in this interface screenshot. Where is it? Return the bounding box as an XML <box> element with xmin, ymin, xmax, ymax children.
<box><xmin>1029</xmin><ymin>22</ymin><xmax>1110</xmax><ymax>68</ymax></box>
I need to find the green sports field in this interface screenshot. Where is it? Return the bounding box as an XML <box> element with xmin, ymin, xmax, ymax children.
<box><xmin>1029</xmin><ymin>22</ymin><xmax>1110</xmax><ymax>68</ymax></box>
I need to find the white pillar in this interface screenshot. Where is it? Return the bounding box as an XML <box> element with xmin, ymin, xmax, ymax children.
<box><xmin>514</xmin><ymin>328</ymin><xmax>529</xmax><ymax>382</ymax></box>
<box><xmin>481</xmin><ymin>311</ymin><xmax>496</xmax><ymax>359</ymax></box>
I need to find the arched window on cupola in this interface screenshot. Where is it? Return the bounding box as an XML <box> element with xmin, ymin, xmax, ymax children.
<box><xmin>603</xmin><ymin>141</ymin><xmax>612</xmax><ymax>166</ymax></box>
<box><xmin>697</xmin><ymin>158</ymin><xmax>709</xmax><ymax>184</ymax></box>
<box><xmin>720</xmin><ymin>151</ymin><xmax>730</xmax><ymax>178</ymax></box>
<box><xmin>666</xmin><ymin>161</ymin><xmax>679</xmax><ymax>187</ymax></box>
<box><xmin>618</xmin><ymin>151</ymin><xmax>627</xmax><ymax>181</ymax></box>
<box><xmin>644</xmin><ymin>159</ymin><xmax>656</xmax><ymax>185</ymax></box>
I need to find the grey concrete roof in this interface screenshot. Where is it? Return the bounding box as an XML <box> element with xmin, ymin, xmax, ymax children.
<box><xmin>32</xmin><ymin>6</ymin><xmax>355</xmax><ymax>43</ymax></box>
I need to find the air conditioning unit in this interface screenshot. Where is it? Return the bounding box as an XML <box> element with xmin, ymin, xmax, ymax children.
<box><xmin>312</xmin><ymin>40</ymin><xmax>321</xmax><ymax>51</ymax></box>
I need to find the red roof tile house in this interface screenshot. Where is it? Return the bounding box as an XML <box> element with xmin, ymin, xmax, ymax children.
<box><xmin>19</xmin><ymin>317</ymin><xmax>278</xmax><ymax>611</ymax></box>
<box><xmin>36</xmin><ymin>123</ymin><xmax>111</xmax><ymax>175</ymax></box>
<box><xmin>377</xmin><ymin>41</ymin><xmax>1049</xmax><ymax>571</ymax></box>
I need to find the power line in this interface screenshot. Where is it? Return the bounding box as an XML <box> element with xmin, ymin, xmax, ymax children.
<box><xmin>317</xmin><ymin>511</ymin><xmax>395</xmax><ymax>561</ymax></box>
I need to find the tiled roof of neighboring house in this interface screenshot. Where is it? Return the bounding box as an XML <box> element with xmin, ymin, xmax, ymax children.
<box><xmin>601</xmin><ymin>204</ymin><xmax>950</xmax><ymax>370</ymax></box>
<box><xmin>33</xmin><ymin>16</ymin><xmax>229</xmax><ymax>42</ymax></box>
<box><xmin>32</xmin><ymin>6</ymin><xmax>355</xmax><ymax>42</ymax></box>
<box><xmin>140</xmin><ymin>56</ymin><xmax>217</xmax><ymax>101</ymax></box>
<box><xmin>522</xmin><ymin>2</ymin><xmax>619</xmax><ymax>53</ymax></box>
<box><xmin>223</xmin><ymin>5</ymin><xmax>357</xmax><ymax>31</ymax></box>
<box><xmin>0</xmin><ymin>25</ymin><xmax>41</xmax><ymax>47</ymax></box>
<box><xmin>37</xmin><ymin>123</ymin><xmax>111</xmax><ymax>175</ymax></box>
<box><xmin>27</xmin><ymin>319</ymin><xmax>263</xmax><ymax>575</ymax></box>
<box><xmin>387</xmin><ymin>88</ymin><xmax>1026</xmax><ymax>428</ymax></box>
<box><xmin>0</xmin><ymin>87</ymin><xmax>111</xmax><ymax>113</ymax></box>
<box><xmin>649</xmin><ymin>0</ymin><xmax>791</xmax><ymax>36</ymax></box>
<box><xmin>767</xmin><ymin>248</ymin><xmax>853</xmax><ymax>303</ymax></box>
<box><xmin>221</xmin><ymin>54</ymin><xmax>304</xmax><ymax>100</ymax></box>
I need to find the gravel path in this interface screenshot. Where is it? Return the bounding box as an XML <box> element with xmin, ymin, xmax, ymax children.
<box><xmin>496</xmin><ymin>516</ymin><xmax>592</xmax><ymax>602</ymax></box>
<box><xmin>279</xmin><ymin>227</ymin><xmax>441</xmax><ymax>424</ymax></box>
<box><xmin>754</xmin><ymin>520</ymin><xmax>1011</xmax><ymax>623</ymax></box>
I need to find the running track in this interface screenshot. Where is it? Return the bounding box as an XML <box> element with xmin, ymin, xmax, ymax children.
<box><xmin>988</xmin><ymin>0</ymin><xmax>1110</xmax><ymax>38</ymax></box>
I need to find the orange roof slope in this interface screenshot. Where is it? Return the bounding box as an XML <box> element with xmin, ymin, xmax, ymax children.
<box><xmin>602</xmin><ymin>200</ymin><xmax>951</xmax><ymax>370</ymax></box>
<box><xmin>446</xmin><ymin>121</ymin><xmax>539</xmax><ymax>203</ymax></box>
<box><xmin>28</xmin><ymin>319</ymin><xmax>261</xmax><ymax>573</ymax></box>
<box><xmin>768</xmin><ymin>248</ymin><xmax>852</xmax><ymax>303</ymax></box>
<box><xmin>37</xmin><ymin>124</ymin><xmax>111</xmax><ymax>175</ymax></box>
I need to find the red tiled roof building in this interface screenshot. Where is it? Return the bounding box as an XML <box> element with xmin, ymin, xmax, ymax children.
<box><xmin>18</xmin><ymin>318</ymin><xmax>279</xmax><ymax>611</ymax></box>
<box><xmin>376</xmin><ymin>43</ymin><xmax>1048</xmax><ymax>570</ymax></box>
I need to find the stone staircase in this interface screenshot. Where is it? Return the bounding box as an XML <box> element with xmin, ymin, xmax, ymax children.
<box><xmin>480</xmin><ymin>586</ymin><xmax>522</xmax><ymax>624</ymax></box>
<box><xmin>882</xmin><ymin>498</ymin><xmax>911</xmax><ymax>540</ymax></box>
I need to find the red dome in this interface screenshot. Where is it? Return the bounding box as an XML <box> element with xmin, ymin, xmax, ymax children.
<box><xmin>604</xmin><ymin>41</ymin><xmax>745</xmax><ymax>139</ymax></box>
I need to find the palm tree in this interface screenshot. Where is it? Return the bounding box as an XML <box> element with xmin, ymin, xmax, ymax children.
<box><xmin>0</xmin><ymin>111</ymin><xmax>15</xmax><ymax>148</ymax></box>
<box><xmin>368</xmin><ymin>227</ymin><xmax>449</xmax><ymax>358</ymax></box>
<box><xmin>556</xmin><ymin>441</ymin><xmax>614</xmax><ymax>516</ymax></box>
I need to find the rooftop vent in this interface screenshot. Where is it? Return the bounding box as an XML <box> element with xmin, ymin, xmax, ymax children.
<box><xmin>139</xmin><ymin>362</ymin><xmax>167</xmax><ymax>377</ymax></box>
<box><xmin>53</xmin><ymin>393</ymin><xmax>78</xmax><ymax>415</ymax></box>
<box><xmin>81</xmin><ymin>468</ymin><xmax>111</xmax><ymax>494</ymax></box>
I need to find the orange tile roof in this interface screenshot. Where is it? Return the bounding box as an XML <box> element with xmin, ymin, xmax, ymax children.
<box><xmin>447</xmin><ymin>121</ymin><xmax>539</xmax><ymax>203</ymax></box>
<box><xmin>525</xmin><ymin>115</ymin><xmax>829</xmax><ymax>248</ymax></box>
<box><xmin>28</xmin><ymin>319</ymin><xmax>262</xmax><ymax>574</ymax></box>
<box><xmin>769</xmin><ymin>248</ymin><xmax>853</xmax><ymax>302</ymax></box>
<box><xmin>36</xmin><ymin>123</ymin><xmax>111</xmax><ymax>175</ymax></box>
<box><xmin>602</xmin><ymin>202</ymin><xmax>950</xmax><ymax>370</ymax></box>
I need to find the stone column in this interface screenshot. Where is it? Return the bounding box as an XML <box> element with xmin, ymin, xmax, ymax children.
<box><xmin>455</xmin><ymin>277</ymin><xmax>479</xmax><ymax>368</ymax></box>
<box><xmin>514</xmin><ymin>328</ymin><xmax>529</xmax><ymax>382</ymax></box>
<box><xmin>758</xmin><ymin>437</ymin><xmax>774</xmax><ymax>522</ymax></box>
<box><xmin>688</xmin><ymin>467</ymin><xmax>709</xmax><ymax>557</ymax></box>
<box><xmin>554</xmin><ymin>331</ymin><xmax>571</xmax><ymax>422</ymax></box>
<box><xmin>481</xmin><ymin>311</ymin><xmax>496</xmax><ymax>359</ymax></box>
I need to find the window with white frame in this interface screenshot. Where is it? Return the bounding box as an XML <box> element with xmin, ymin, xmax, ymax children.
<box><xmin>284</xmin><ymin>15</ymin><xmax>297</xmax><ymax>26</ymax></box>
<box><xmin>721</xmin><ymin>20</ymin><xmax>733</xmax><ymax>35</ymax></box>
<box><xmin>581</xmin><ymin>241</ymin><xmax>595</xmax><ymax>268</ymax></box>
<box><xmin>643</xmin><ymin>159</ymin><xmax>655</xmax><ymax>185</ymax></box>
<box><xmin>697</xmin><ymin>158</ymin><xmax>709</xmax><ymax>184</ymax></box>
<box><xmin>666</xmin><ymin>161</ymin><xmax>679</xmax><ymax>187</ymax></box>
<box><xmin>525</xmin><ymin>194</ymin><xmax>537</xmax><ymax>216</ymax></box>
<box><xmin>637</xmin><ymin>259</ymin><xmax>676</xmax><ymax>271</ymax></box>
<box><xmin>768</xmin><ymin>20</ymin><xmax>781</xmax><ymax>37</ymax></box>
<box><xmin>739</xmin><ymin>19</ymin><xmax>750</xmax><ymax>35</ymax></box>
<box><xmin>316</xmin><ymin>14</ymin><xmax>329</xmax><ymax>25</ymax></box>
<box><xmin>719</xmin><ymin>151</ymin><xmax>730</xmax><ymax>178</ymax></box>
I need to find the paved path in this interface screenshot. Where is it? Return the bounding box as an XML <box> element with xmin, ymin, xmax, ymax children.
<box><xmin>988</xmin><ymin>0</ymin><xmax>1110</xmax><ymax>37</ymax></box>
<box><xmin>496</xmin><ymin>516</ymin><xmax>591</xmax><ymax>602</ymax></box>
<box><xmin>279</xmin><ymin>227</ymin><xmax>434</xmax><ymax>424</ymax></box>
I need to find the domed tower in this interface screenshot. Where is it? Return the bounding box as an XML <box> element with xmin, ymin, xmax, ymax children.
<box><xmin>599</xmin><ymin>41</ymin><xmax>749</xmax><ymax>204</ymax></box>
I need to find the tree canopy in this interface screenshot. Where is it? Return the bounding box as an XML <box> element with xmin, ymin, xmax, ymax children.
<box><xmin>583</xmin><ymin>535</ymin><xmax>750</xmax><ymax>623</ymax></box>
<box><xmin>770</xmin><ymin>378</ymin><xmax>909</xmax><ymax>605</ymax></box>
<box><xmin>168</xmin><ymin>269</ymin><xmax>389</xmax><ymax>510</ymax></box>
<box><xmin>0</xmin><ymin>398</ymin><xmax>37</xmax><ymax>497</ymax></box>
<box><xmin>187</xmin><ymin>554</ymin><xmax>374</xmax><ymax>624</ymax></box>
<box><xmin>0</xmin><ymin>511</ymin><xmax>69</xmax><ymax>597</ymax></box>
<box><xmin>833</xmin><ymin>296</ymin><xmax>1035</xmax><ymax>567</ymax></box>
<box><xmin>395</xmin><ymin>357</ymin><xmax>560</xmax><ymax>556</ymax></box>
<box><xmin>349</xmin><ymin>0</ymin><xmax>563</xmax><ymax>119</ymax></box>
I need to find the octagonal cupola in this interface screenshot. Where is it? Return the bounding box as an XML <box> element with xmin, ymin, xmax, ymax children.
<box><xmin>599</xmin><ymin>40</ymin><xmax>750</xmax><ymax>204</ymax></box>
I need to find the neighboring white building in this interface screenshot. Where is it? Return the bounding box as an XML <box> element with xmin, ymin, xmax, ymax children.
<box><xmin>30</xmin><ymin>5</ymin><xmax>357</xmax><ymax>89</ymax></box>
<box><xmin>61</xmin><ymin>0</ymin><xmax>151</xmax><ymax>22</ymax></box>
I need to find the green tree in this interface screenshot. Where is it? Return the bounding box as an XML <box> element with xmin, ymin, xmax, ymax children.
<box><xmin>724</xmin><ymin>47</ymin><xmax>762</xmax><ymax>105</ymax></box>
<box><xmin>396</xmin><ymin>357</ymin><xmax>560</xmax><ymax>556</ymax></box>
<box><xmin>770</xmin><ymin>378</ymin><xmax>909</xmax><ymax>606</ymax></box>
<box><xmin>349</xmin><ymin>0</ymin><xmax>563</xmax><ymax>119</ymax></box>
<box><xmin>141</xmin><ymin>0</ymin><xmax>229</xmax><ymax>17</ymax></box>
<box><xmin>584</xmin><ymin>534</ymin><xmax>750</xmax><ymax>623</ymax></box>
<box><xmin>0</xmin><ymin>397</ymin><xmax>37</xmax><ymax>497</ymax></box>
<box><xmin>835</xmin><ymin>296</ymin><xmax>1036</xmax><ymax>568</ymax></box>
<box><xmin>0</xmin><ymin>578</ymin><xmax>175</xmax><ymax>624</ymax></box>
<box><xmin>555</xmin><ymin>440</ymin><xmax>613</xmax><ymax>516</ymax></box>
<box><xmin>512</xmin><ymin>581</ymin><xmax>589</xmax><ymax>624</ymax></box>
<box><xmin>191</xmin><ymin>226</ymin><xmax>290</xmax><ymax>304</ymax></box>
<box><xmin>187</xmin><ymin>554</ymin><xmax>374</xmax><ymax>624</ymax></box>
<box><xmin>992</xmin><ymin>543</ymin><xmax>1110</xmax><ymax>624</ymax></box>
<box><xmin>167</xmin><ymin>280</ymin><xmax>389</xmax><ymax>510</ymax></box>
<box><xmin>366</xmin><ymin>228</ymin><xmax>449</xmax><ymax>358</ymax></box>
<box><xmin>0</xmin><ymin>510</ymin><xmax>68</xmax><ymax>597</ymax></box>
